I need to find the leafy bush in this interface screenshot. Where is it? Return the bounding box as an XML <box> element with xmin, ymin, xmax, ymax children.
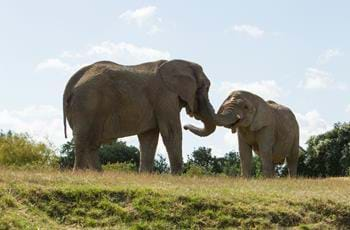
<box><xmin>153</xmin><ymin>154</ymin><xmax>169</xmax><ymax>174</ymax></box>
<box><xmin>185</xmin><ymin>164</ymin><xmax>208</xmax><ymax>176</ymax></box>
<box><xmin>222</xmin><ymin>151</ymin><xmax>241</xmax><ymax>176</ymax></box>
<box><xmin>185</xmin><ymin>147</ymin><xmax>224</xmax><ymax>174</ymax></box>
<box><xmin>0</xmin><ymin>131</ymin><xmax>58</xmax><ymax>167</ymax></box>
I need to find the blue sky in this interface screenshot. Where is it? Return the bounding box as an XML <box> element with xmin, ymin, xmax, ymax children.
<box><xmin>0</xmin><ymin>1</ymin><xmax>349</xmax><ymax>157</ymax></box>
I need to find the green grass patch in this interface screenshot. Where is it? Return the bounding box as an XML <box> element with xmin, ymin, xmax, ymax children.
<box><xmin>0</xmin><ymin>168</ymin><xmax>349</xmax><ymax>229</ymax></box>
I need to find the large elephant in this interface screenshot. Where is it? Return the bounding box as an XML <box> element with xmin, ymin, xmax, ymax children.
<box><xmin>63</xmin><ymin>59</ymin><xmax>216</xmax><ymax>174</ymax></box>
<box><xmin>185</xmin><ymin>90</ymin><xmax>299</xmax><ymax>177</ymax></box>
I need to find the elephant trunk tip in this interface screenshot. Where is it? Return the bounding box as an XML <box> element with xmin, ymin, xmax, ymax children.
<box><xmin>183</xmin><ymin>123</ymin><xmax>216</xmax><ymax>137</ymax></box>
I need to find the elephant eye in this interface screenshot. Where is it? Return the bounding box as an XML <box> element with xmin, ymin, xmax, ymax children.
<box><xmin>244</xmin><ymin>105</ymin><xmax>249</xmax><ymax>110</ymax></box>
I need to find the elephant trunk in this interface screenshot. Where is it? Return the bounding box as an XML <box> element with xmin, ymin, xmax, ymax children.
<box><xmin>214</xmin><ymin>113</ymin><xmax>233</xmax><ymax>126</ymax></box>
<box><xmin>184</xmin><ymin>97</ymin><xmax>216</xmax><ymax>137</ymax></box>
<box><xmin>213</xmin><ymin>112</ymin><xmax>241</xmax><ymax>134</ymax></box>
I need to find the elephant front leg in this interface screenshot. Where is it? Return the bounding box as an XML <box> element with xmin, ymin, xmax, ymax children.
<box><xmin>138</xmin><ymin>128</ymin><xmax>159</xmax><ymax>173</ymax></box>
<box><xmin>258</xmin><ymin>142</ymin><xmax>274</xmax><ymax>177</ymax></box>
<box><xmin>256</xmin><ymin>128</ymin><xmax>274</xmax><ymax>177</ymax></box>
<box><xmin>238</xmin><ymin>133</ymin><xmax>253</xmax><ymax>178</ymax></box>
<box><xmin>159</xmin><ymin>119</ymin><xmax>183</xmax><ymax>174</ymax></box>
<box><xmin>260</xmin><ymin>150</ymin><xmax>274</xmax><ymax>177</ymax></box>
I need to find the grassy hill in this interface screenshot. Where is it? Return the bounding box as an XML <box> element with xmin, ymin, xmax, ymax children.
<box><xmin>0</xmin><ymin>168</ymin><xmax>349</xmax><ymax>229</ymax></box>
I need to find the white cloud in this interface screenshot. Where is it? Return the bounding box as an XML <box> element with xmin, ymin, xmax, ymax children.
<box><xmin>218</xmin><ymin>80</ymin><xmax>283</xmax><ymax>100</ymax></box>
<box><xmin>119</xmin><ymin>6</ymin><xmax>162</xmax><ymax>34</ymax></box>
<box><xmin>299</xmin><ymin>68</ymin><xmax>334</xmax><ymax>89</ymax></box>
<box><xmin>87</xmin><ymin>41</ymin><xmax>170</xmax><ymax>64</ymax></box>
<box><xmin>299</xmin><ymin>68</ymin><xmax>348</xmax><ymax>90</ymax></box>
<box><xmin>36</xmin><ymin>41</ymin><xmax>170</xmax><ymax>73</ymax></box>
<box><xmin>147</xmin><ymin>24</ymin><xmax>161</xmax><ymax>35</ymax></box>
<box><xmin>120</xmin><ymin>6</ymin><xmax>157</xmax><ymax>26</ymax></box>
<box><xmin>36</xmin><ymin>58</ymin><xmax>72</xmax><ymax>72</ymax></box>
<box><xmin>0</xmin><ymin>105</ymin><xmax>65</xmax><ymax>148</ymax></box>
<box><xmin>298</xmin><ymin>68</ymin><xmax>348</xmax><ymax>90</ymax></box>
<box><xmin>296</xmin><ymin>110</ymin><xmax>331</xmax><ymax>146</ymax></box>
<box><xmin>231</xmin><ymin>24</ymin><xmax>265</xmax><ymax>38</ymax></box>
<box><xmin>317</xmin><ymin>49</ymin><xmax>342</xmax><ymax>65</ymax></box>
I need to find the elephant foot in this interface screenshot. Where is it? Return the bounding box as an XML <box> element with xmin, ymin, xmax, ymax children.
<box><xmin>262</xmin><ymin>171</ymin><xmax>274</xmax><ymax>178</ymax></box>
<box><xmin>170</xmin><ymin>166</ymin><xmax>183</xmax><ymax>175</ymax></box>
<box><xmin>139</xmin><ymin>166</ymin><xmax>153</xmax><ymax>174</ymax></box>
<box><xmin>241</xmin><ymin>174</ymin><xmax>252</xmax><ymax>179</ymax></box>
<box><xmin>73</xmin><ymin>160</ymin><xmax>102</xmax><ymax>172</ymax></box>
<box><xmin>73</xmin><ymin>166</ymin><xmax>102</xmax><ymax>172</ymax></box>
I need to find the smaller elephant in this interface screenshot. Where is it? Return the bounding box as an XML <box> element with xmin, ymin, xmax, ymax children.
<box><xmin>186</xmin><ymin>90</ymin><xmax>300</xmax><ymax>177</ymax></box>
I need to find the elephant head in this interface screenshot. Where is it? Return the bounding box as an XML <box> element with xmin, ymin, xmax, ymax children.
<box><xmin>158</xmin><ymin>60</ymin><xmax>216</xmax><ymax>136</ymax></box>
<box><xmin>214</xmin><ymin>91</ymin><xmax>272</xmax><ymax>133</ymax></box>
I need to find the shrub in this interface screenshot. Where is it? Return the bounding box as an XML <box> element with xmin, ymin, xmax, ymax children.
<box><xmin>222</xmin><ymin>151</ymin><xmax>241</xmax><ymax>176</ymax></box>
<box><xmin>153</xmin><ymin>154</ymin><xmax>169</xmax><ymax>174</ymax></box>
<box><xmin>185</xmin><ymin>164</ymin><xmax>208</xmax><ymax>176</ymax></box>
<box><xmin>0</xmin><ymin>131</ymin><xmax>58</xmax><ymax>167</ymax></box>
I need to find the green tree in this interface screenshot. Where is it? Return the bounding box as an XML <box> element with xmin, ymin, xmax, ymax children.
<box><xmin>185</xmin><ymin>147</ymin><xmax>222</xmax><ymax>173</ymax></box>
<box><xmin>59</xmin><ymin>140</ymin><xmax>140</xmax><ymax>169</ymax></box>
<box><xmin>222</xmin><ymin>151</ymin><xmax>240</xmax><ymax>176</ymax></box>
<box><xmin>187</xmin><ymin>147</ymin><xmax>213</xmax><ymax>169</ymax></box>
<box><xmin>99</xmin><ymin>141</ymin><xmax>140</xmax><ymax>167</ymax></box>
<box><xmin>298</xmin><ymin>122</ymin><xmax>350</xmax><ymax>177</ymax></box>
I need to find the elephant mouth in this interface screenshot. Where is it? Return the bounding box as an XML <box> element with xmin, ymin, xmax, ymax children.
<box><xmin>224</xmin><ymin>115</ymin><xmax>241</xmax><ymax>133</ymax></box>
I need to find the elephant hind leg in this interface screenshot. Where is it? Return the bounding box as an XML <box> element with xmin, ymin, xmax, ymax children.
<box><xmin>73</xmin><ymin>136</ymin><xmax>102</xmax><ymax>171</ymax></box>
<box><xmin>72</xmin><ymin>116</ymin><xmax>103</xmax><ymax>171</ymax></box>
<box><xmin>286</xmin><ymin>140</ymin><xmax>299</xmax><ymax>177</ymax></box>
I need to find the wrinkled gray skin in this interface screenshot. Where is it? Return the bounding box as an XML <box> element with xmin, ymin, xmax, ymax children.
<box><xmin>186</xmin><ymin>90</ymin><xmax>299</xmax><ymax>177</ymax></box>
<box><xmin>63</xmin><ymin>59</ymin><xmax>216</xmax><ymax>174</ymax></box>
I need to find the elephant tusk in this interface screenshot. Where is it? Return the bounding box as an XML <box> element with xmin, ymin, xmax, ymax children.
<box><xmin>236</xmin><ymin>114</ymin><xmax>241</xmax><ymax>119</ymax></box>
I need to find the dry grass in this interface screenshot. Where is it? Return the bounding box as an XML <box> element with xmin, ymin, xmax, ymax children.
<box><xmin>0</xmin><ymin>167</ymin><xmax>349</xmax><ymax>229</ymax></box>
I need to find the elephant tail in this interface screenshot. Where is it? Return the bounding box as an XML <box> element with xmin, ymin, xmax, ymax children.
<box><xmin>62</xmin><ymin>64</ymin><xmax>92</xmax><ymax>139</ymax></box>
<box><xmin>63</xmin><ymin>92</ymin><xmax>71</xmax><ymax>139</ymax></box>
<box><xmin>63</xmin><ymin>100</ymin><xmax>68</xmax><ymax>138</ymax></box>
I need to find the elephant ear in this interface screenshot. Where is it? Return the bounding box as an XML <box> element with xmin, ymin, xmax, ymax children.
<box><xmin>158</xmin><ymin>60</ymin><xmax>197</xmax><ymax>112</ymax></box>
<box><xmin>250</xmin><ymin>99</ymin><xmax>272</xmax><ymax>132</ymax></box>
